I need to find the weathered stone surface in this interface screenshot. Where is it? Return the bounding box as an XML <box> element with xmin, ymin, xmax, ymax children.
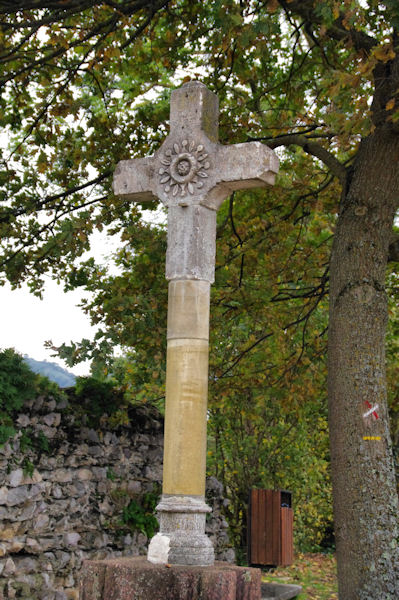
<box><xmin>113</xmin><ymin>158</ymin><xmax>157</xmax><ymax>203</ymax></box>
<box><xmin>42</xmin><ymin>413</ymin><xmax>61</xmax><ymax>428</ymax></box>
<box><xmin>79</xmin><ymin>557</ymin><xmax>260</xmax><ymax>600</ymax></box>
<box><xmin>14</xmin><ymin>557</ymin><xmax>38</xmax><ymax>574</ymax></box>
<box><xmin>167</xmin><ymin>280</ymin><xmax>210</xmax><ymax>340</ymax></box>
<box><xmin>166</xmin><ymin>205</ymin><xmax>217</xmax><ymax>282</ymax></box>
<box><xmin>261</xmin><ymin>582</ymin><xmax>302</xmax><ymax>600</ymax></box>
<box><xmin>169</xmin><ymin>81</ymin><xmax>219</xmax><ymax>143</ymax></box>
<box><xmin>76</xmin><ymin>469</ymin><xmax>93</xmax><ymax>481</ymax></box>
<box><xmin>3</xmin><ymin>558</ymin><xmax>16</xmax><ymax>576</ymax></box>
<box><xmin>113</xmin><ymin>81</ymin><xmax>278</xmax><ymax>284</ymax></box>
<box><xmin>126</xmin><ymin>480</ymin><xmax>141</xmax><ymax>495</ymax></box>
<box><xmin>0</xmin><ymin>487</ymin><xmax>7</xmax><ymax>504</ymax></box>
<box><xmin>10</xmin><ymin>468</ymin><xmax>45</xmax><ymax>487</ymax></box>
<box><xmin>0</xmin><ymin>397</ymin><xmax>233</xmax><ymax>599</ymax></box>
<box><xmin>34</xmin><ymin>513</ymin><xmax>50</xmax><ymax>532</ymax></box>
<box><xmin>54</xmin><ymin>469</ymin><xmax>73</xmax><ymax>484</ymax></box>
<box><xmin>5</xmin><ymin>486</ymin><xmax>30</xmax><ymax>506</ymax></box>
<box><xmin>114</xmin><ymin>83</ymin><xmax>278</xmax><ymax>217</ymax></box>
<box><xmin>37</xmin><ymin>425</ymin><xmax>58</xmax><ymax>439</ymax></box>
<box><xmin>64</xmin><ymin>533</ymin><xmax>81</xmax><ymax>547</ymax></box>
<box><xmin>235</xmin><ymin>566</ymin><xmax>262</xmax><ymax>600</ymax></box>
<box><xmin>148</xmin><ymin>496</ymin><xmax>214</xmax><ymax>566</ymax></box>
<box><xmin>16</xmin><ymin>414</ymin><xmax>31</xmax><ymax>428</ymax></box>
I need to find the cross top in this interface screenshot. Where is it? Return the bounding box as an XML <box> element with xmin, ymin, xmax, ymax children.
<box><xmin>113</xmin><ymin>81</ymin><xmax>279</xmax><ymax>282</ymax></box>
<box><xmin>114</xmin><ymin>81</ymin><xmax>278</xmax><ymax>210</ymax></box>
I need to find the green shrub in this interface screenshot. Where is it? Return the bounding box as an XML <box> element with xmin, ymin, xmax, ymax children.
<box><xmin>0</xmin><ymin>348</ymin><xmax>38</xmax><ymax>444</ymax></box>
<box><xmin>121</xmin><ymin>491</ymin><xmax>159</xmax><ymax>539</ymax></box>
<box><xmin>0</xmin><ymin>348</ymin><xmax>37</xmax><ymax>410</ymax></box>
<box><xmin>0</xmin><ymin>348</ymin><xmax>65</xmax><ymax>446</ymax></box>
<box><xmin>68</xmin><ymin>375</ymin><xmax>126</xmax><ymax>428</ymax></box>
<box><xmin>74</xmin><ymin>375</ymin><xmax>116</xmax><ymax>405</ymax></box>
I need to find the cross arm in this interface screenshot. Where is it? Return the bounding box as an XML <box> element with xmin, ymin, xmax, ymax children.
<box><xmin>218</xmin><ymin>141</ymin><xmax>279</xmax><ymax>189</ymax></box>
<box><xmin>203</xmin><ymin>142</ymin><xmax>279</xmax><ymax>210</ymax></box>
<box><xmin>112</xmin><ymin>157</ymin><xmax>158</xmax><ymax>202</ymax></box>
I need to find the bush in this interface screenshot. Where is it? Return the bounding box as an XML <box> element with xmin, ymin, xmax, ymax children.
<box><xmin>0</xmin><ymin>348</ymin><xmax>38</xmax><ymax>444</ymax></box>
<box><xmin>67</xmin><ymin>375</ymin><xmax>126</xmax><ymax>428</ymax></box>
<box><xmin>121</xmin><ymin>490</ymin><xmax>160</xmax><ymax>538</ymax></box>
<box><xmin>0</xmin><ymin>348</ymin><xmax>37</xmax><ymax>409</ymax></box>
<box><xmin>0</xmin><ymin>348</ymin><xmax>65</xmax><ymax>445</ymax></box>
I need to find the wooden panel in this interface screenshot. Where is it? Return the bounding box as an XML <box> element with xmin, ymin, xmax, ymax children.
<box><xmin>249</xmin><ymin>489</ymin><xmax>280</xmax><ymax>565</ymax></box>
<box><xmin>258</xmin><ymin>488</ymin><xmax>267</xmax><ymax>564</ymax></box>
<box><xmin>263</xmin><ymin>489</ymin><xmax>272</xmax><ymax>564</ymax></box>
<box><xmin>280</xmin><ymin>507</ymin><xmax>294</xmax><ymax>566</ymax></box>
<box><xmin>249</xmin><ymin>488</ymin><xmax>260</xmax><ymax>564</ymax></box>
<box><xmin>249</xmin><ymin>489</ymin><xmax>293</xmax><ymax>566</ymax></box>
<box><xmin>271</xmin><ymin>490</ymin><xmax>281</xmax><ymax>565</ymax></box>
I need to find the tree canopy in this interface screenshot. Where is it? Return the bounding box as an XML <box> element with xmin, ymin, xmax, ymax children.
<box><xmin>1</xmin><ymin>1</ymin><xmax>399</xmax><ymax>597</ymax></box>
<box><xmin>2</xmin><ymin>0</ymin><xmax>397</xmax><ymax>291</ymax></box>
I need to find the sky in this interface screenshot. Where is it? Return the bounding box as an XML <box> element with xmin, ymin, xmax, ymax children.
<box><xmin>0</xmin><ymin>229</ymin><xmax>120</xmax><ymax>376</ymax></box>
<box><xmin>0</xmin><ymin>209</ymin><xmax>166</xmax><ymax>377</ymax></box>
<box><xmin>0</xmin><ymin>279</ymin><xmax>94</xmax><ymax>376</ymax></box>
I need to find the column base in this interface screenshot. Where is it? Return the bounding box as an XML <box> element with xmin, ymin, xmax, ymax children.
<box><xmin>79</xmin><ymin>556</ymin><xmax>262</xmax><ymax>600</ymax></box>
<box><xmin>147</xmin><ymin>495</ymin><xmax>215</xmax><ymax>566</ymax></box>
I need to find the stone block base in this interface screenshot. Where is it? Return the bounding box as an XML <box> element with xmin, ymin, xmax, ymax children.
<box><xmin>147</xmin><ymin>495</ymin><xmax>214</xmax><ymax>566</ymax></box>
<box><xmin>79</xmin><ymin>556</ymin><xmax>261</xmax><ymax>600</ymax></box>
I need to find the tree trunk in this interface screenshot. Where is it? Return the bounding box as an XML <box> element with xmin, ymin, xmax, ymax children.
<box><xmin>328</xmin><ymin>128</ymin><xmax>399</xmax><ymax>599</ymax></box>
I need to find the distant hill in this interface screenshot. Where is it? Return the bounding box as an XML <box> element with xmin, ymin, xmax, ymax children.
<box><xmin>24</xmin><ymin>356</ymin><xmax>76</xmax><ymax>388</ymax></box>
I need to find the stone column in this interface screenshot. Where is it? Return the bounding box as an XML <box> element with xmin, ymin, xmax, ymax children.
<box><xmin>163</xmin><ymin>279</ymin><xmax>210</xmax><ymax>497</ymax></box>
<box><xmin>112</xmin><ymin>80</ymin><xmax>279</xmax><ymax>567</ymax></box>
<box><xmin>148</xmin><ymin>202</ymin><xmax>216</xmax><ymax>566</ymax></box>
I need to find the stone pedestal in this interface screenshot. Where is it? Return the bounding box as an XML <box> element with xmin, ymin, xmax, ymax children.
<box><xmin>148</xmin><ymin>495</ymin><xmax>214</xmax><ymax>566</ymax></box>
<box><xmin>79</xmin><ymin>556</ymin><xmax>261</xmax><ymax>600</ymax></box>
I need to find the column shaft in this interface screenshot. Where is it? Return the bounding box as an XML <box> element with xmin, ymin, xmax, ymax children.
<box><xmin>162</xmin><ymin>279</ymin><xmax>210</xmax><ymax>496</ymax></box>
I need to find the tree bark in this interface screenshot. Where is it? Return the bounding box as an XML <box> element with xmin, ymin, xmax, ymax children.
<box><xmin>328</xmin><ymin>128</ymin><xmax>399</xmax><ymax>599</ymax></box>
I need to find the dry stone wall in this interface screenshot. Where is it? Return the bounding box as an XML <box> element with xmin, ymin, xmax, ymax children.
<box><xmin>0</xmin><ymin>394</ymin><xmax>234</xmax><ymax>600</ymax></box>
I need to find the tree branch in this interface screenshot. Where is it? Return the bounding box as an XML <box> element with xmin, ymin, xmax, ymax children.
<box><xmin>277</xmin><ymin>0</ymin><xmax>377</xmax><ymax>53</ymax></box>
<box><xmin>0</xmin><ymin>196</ymin><xmax>104</xmax><ymax>271</ymax></box>
<box><xmin>0</xmin><ymin>0</ymin><xmax>171</xmax><ymax>87</ymax></box>
<box><xmin>0</xmin><ymin>171</ymin><xmax>112</xmax><ymax>223</ymax></box>
<box><xmin>217</xmin><ymin>331</ymin><xmax>273</xmax><ymax>379</ymax></box>
<box><xmin>253</xmin><ymin>133</ymin><xmax>347</xmax><ymax>185</ymax></box>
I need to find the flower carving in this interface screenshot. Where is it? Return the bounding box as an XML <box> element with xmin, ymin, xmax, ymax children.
<box><xmin>158</xmin><ymin>140</ymin><xmax>211</xmax><ymax>197</ymax></box>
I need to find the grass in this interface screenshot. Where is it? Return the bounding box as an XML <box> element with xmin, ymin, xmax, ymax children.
<box><xmin>261</xmin><ymin>553</ymin><xmax>338</xmax><ymax>600</ymax></box>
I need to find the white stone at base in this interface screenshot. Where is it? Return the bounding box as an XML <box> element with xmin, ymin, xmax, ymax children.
<box><xmin>147</xmin><ymin>533</ymin><xmax>170</xmax><ymax>564</ymax></box>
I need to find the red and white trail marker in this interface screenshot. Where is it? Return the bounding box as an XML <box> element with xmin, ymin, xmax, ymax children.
<box><xmin>363</xmin><ymin>401</ymin><xmax>379</xmax><ymax>420</ymax></box>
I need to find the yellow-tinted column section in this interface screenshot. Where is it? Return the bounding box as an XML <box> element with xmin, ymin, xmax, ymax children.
<box><xmin>162</xmin><ymin>280</ymin><xmax>211</xmax><ymax>497</ymax></box>
<box><xmin>167</xmin><ymin>280</ymin><xmax>210</xmax><ymax>340</ymax></box>
<box><xmin>163</xmin><ymin>339</ymin><xmax>209</xmax><ymax>496</ymax></box>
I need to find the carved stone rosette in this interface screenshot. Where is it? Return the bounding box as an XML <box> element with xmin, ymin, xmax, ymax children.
<box><xmin>158</xmin><ymin>139</ymin><xmax>211</xmax><ymax>197</ymax></box>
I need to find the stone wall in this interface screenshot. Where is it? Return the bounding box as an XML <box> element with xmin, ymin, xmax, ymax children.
<box><xmin>0</xmin><ymin>394</ymin><xmax>234</xmax><ymax>600</ymax></box>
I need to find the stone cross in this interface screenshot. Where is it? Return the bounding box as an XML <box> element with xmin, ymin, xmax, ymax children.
<box><xmin>113</xmin><ymin>81</ymin><xmax>279</xmax><ymax>566</ymax></box>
